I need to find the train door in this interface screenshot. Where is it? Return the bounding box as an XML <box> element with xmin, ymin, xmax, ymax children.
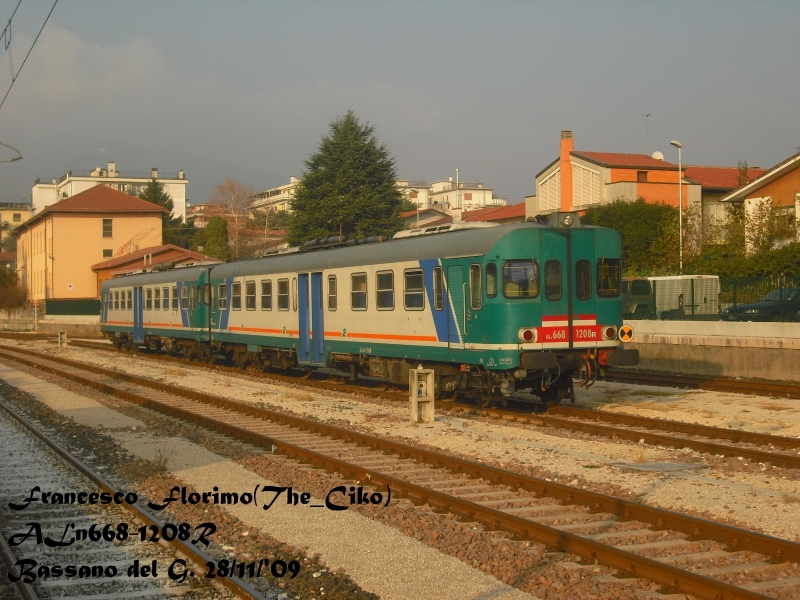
<box><xmin>133</xmin><ymin>287</ymin><xmax>144</xmax><ymax>343</ymax></box>
<box><xmin>297</xmin><ymin>272</ymin><xmax>325</xmax><ymax>365</ymax></box>
<box><xmin>194</xmin><ymin>269</ymin><xmax>210</xmax><ymax>341</ymax></box>
<box><xmin>570</xmin><ymin>229</ymin><xmax>601</xmax><ymax>346</ymax></box>
<box><xmin>538</xmin><ymin>230</ymin><xmax>570</xmax><ymax>347</ymax></box>
<box><xmin>446</xmin><ymin>265</ymin><xmax>466</xmax><ymax>349</ymax></box>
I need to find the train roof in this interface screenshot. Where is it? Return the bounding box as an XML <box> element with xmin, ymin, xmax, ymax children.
<box><xmin>101</xmin><ymin>264</ymin><xmax>208</xmax><ymax>289</ymax></box>
<box><xmin>211</xmin><ymin>221</ymin><xmax>543</xmax><ymax>278</ymax></box>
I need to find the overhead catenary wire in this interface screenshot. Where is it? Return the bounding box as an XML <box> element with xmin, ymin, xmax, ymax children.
<box><xmin>0</xmin><ymin>0</ymin><xmax>23</xmax><ymax>50</ymax></box>
<box><xmin>0</xmin><ymin>0</ymin><xmax>58</xmax><ymax>113</ymax></box>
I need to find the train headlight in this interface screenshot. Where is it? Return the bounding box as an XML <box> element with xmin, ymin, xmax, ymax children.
<box><xmin>519</xmin><ymin>328</ymin><xmax>537</xmax><ymax>343</ymax></box>
<box><xmin>602</xmin><ymin>325</ymin><xmax>617</xmax><ymax>340</ymax></box>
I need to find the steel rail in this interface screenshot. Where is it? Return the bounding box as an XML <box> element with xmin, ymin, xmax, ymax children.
<box><xmin>0</xmin><ymin>397</ymin><xmax>267</xmax><ymax>600</ymax></box>
<box><xmin>20</xmin><ymin>341</ymin><xmax>800</xmax><ymax>469</ymax></box>
<box><xmin>0</xmin><ymin>528</ymin><xmax>38</xmax><ymax>600</ymax></box>
<box><xmin>0</xmin><ymin>348</ymin><xmax>795</xmax><ymax>600</ymax></box>
<box><xmin>548</xmin><ymin>405</ymin><xmax>800</xmax><ymax>450</ymax></box>
<box><xmin>603</xmin><ymin>369</ymin><xmax>800</xmax><ymax>400</ymax></box>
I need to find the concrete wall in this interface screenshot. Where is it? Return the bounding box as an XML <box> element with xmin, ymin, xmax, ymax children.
<box><xmin>621</xmin><ymin>319</ymin><xmax>800</xmax><ymax>382</ymax></box>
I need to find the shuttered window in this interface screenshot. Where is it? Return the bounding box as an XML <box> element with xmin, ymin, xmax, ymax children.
<box><xmin>572</xmin><ymin>163</ymin><xmax>601</xmax><ymax>207</ymax></box>
<box><xmin>539</xmin><ymin>168</ymin><xmax>561</xmax><ymax>212</ymax></box>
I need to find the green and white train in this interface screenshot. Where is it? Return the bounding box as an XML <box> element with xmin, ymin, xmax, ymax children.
<box><xmin>101</xmin><ymin>212</ymin><xmax>638</xmax><ymax>406</ymax></box>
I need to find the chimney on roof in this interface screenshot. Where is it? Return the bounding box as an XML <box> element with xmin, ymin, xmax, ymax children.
<box><xmin>560</xmin><ymin>131</ymin><xmax>574</xmax><ymax>212</ymax></box>
<box><xmin>151</xmin><ymin>168</ymin><xmax>158</xmax><ymax>179</ymax></box>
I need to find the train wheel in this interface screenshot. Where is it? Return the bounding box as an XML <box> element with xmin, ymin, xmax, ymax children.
<box><xmin>479</xmin><ymin>392</ymin><xmax>498</xmax><ymax>408</ymax></box>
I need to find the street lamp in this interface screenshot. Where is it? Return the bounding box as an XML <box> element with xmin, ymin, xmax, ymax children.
<box><xmin>670</xmin><ymin>140</ymin><xmax>683</xmax><ymax>273</ymax></box>
<box><xmin>411</xmin><ymin>189</ymin><xmax>420</xmax><ymax>227</ymax></box>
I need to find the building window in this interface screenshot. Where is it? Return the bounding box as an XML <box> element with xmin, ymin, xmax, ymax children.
<box><xmin>469</xmin><ymin>264</ymin><xmax>482</xmax><ymax>310</ymax></box>
<box><xmin>103</xmin><ymin>249</ymin><xmax>112</xmax><ymax>258</ymax></box>
<box><xmin>218</xmin><ymin>284</ymin><xmax>227</xmax><ymax>310</ymax></box>
<box><xmin>637</xmin><ymin>171</ymin><xmax>648</xmax><ymax>183</ymax></box>
<box><xmin>146</xmin><ymin>288</ymin><xmax>152</xmax><ymax>310</ymax></box>
<box><xmin>464</xmin><ymin>193</ymin><xmax>473</xmax><ymax>201</ymax></box>
<box><xmin>163</xmin><ymin>287</ymin><xmax>169</xmax><ymax>310</ymax></box>
<box><xmin>404</xmin><ymin>269</ymin><xmax>424</xmax><ymax>310</ymax></box>
<box><xmin>102</xmin><ymin>219</ymin><xmax>113</xmax><ymax>238</ymax></box>
<box><xmin>154</xmin><ymin>287</ymin><xmax>161</xmax><ymax>310</ymax></box>
<box><xmin>351</xmin><ymin>273</ymin><xmax>367</xmax><ymax>310</ymax></box>
<box><xmin>486</xmin><ymin>263</ymin><xmax>498</xmax><ymax>298</ymax></box>
<box><xmin>13</xmin><ymin>213</ymin><xmax>20</xmax><ymax>222</ymax></box>
<box><xmin>575</xmin><ymin>259</ymin><xmax>592</xmax><ymax>301</ymax></box>
<box><xmin>775</xmin><ymin>206</ymin><xmax>797</xmax><ymax>239</ymax></box>
<box><xmin>127</xmin><ymin>290</ymin><xmax>132</xmax><ymax>310</ymax></box>
<box><xmin>261</xmin><ymin>280</ymin><xmax>272</xmax><ymax>310</ymax></box>
<box><xmin>245</xmin><ymin>281</ymin><xmax>256</xmax><ymax>310</ymax></box>
<box><xmin>277</xmin><ymin>279</ymin><xmax>289</xmax><ymax>310</ymax></box>
<box><xmin>327</xmin><ymin>275</ymin><xmax>337</xmax><ymax>311</ymax></box>
<box><xmin>231</xmin><ymin>282</ymin><xmax>241</xmax><ymax>310</ymax></box>
<box><xmin>433</xmin><ymin>267</ymin><xmax>444</xmax><ymax>310</ymax></box>
<box><xmin>171</xmin><ymin>286</ymin><xmax>177</xmax><ymax>310</ymax></box>
<box><xmin>114</xmin><ymin>291</ymin><xmax>119</xmax><ymax>310</ymax></box>
<box><xmin>181</xmin><ymin>286</ymin><xmax>189</xmax><ymax>310</ymax></box>
<box><xmin>376</xmin><ymin>271</ymin><xmax>394</xmax><ymax>310</ymax></box>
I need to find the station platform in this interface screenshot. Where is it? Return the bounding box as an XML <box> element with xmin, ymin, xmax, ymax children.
<box><xmin>621</xmin><ymin>320</ymin><xmax>800</xmax><ymax>382</ymax></box>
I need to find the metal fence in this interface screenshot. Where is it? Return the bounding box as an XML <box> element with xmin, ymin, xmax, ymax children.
<box><xmin>623</xmin><ymin>274</ymin><xmax>800</xmax><ymax>321</ymax></box>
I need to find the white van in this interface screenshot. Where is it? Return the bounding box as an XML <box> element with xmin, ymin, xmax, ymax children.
<box><xmin>648</xmin><ymin>275</ymin><xmax>720</xmax><ymax>320</ymax></box>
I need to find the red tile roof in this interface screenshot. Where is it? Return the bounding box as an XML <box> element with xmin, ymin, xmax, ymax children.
<box><xmin>0</xmin><ymin>252</ymin><xmax>16</xmax><ymax>262</ymax></box>
<box><xmin>461</xmin><ymin>203</ymin><xmax>526</xmax><ymax>222</ymax></box>
<box><xmin>46</xmin><ymin>184</ymin><xmax>169</xmax><ymax>213</ymax></box>
<box><xmin>91</xmin><ymin>244</ymin><xmax>220</xmax><ymax>271</ymax></box>
<box><xmin>683</xmin><ymin>165</ymin><xmax>768</xmax><ymax>190</ymax></box>
<box><xmin>573</xmin><ymin>151</ymin><xmax>678</xmax><ymax>169</ymax></box>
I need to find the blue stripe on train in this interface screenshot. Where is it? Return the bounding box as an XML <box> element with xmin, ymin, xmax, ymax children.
<box><xmin>419</xmin><ymin>259</ymin><xmax>459</xmax><ymax>344</ymax></box>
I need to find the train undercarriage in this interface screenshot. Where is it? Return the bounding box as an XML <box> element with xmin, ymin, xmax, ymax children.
<box><xmin>106</xmin><ymin>332</ymin><xmax>637</xmax><ymax>409</ymax></box>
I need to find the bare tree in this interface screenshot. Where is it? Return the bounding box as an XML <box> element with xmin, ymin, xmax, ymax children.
<box><xmin>208</xmin><ymin>178</ymin><xmax>258</xmax><ymax>259</ymax></box>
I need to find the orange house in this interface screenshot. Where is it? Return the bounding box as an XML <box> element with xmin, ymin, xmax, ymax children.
<box><xmin>529</xmin><ymin>131</ymin><xmax>700</xmax><ymax>217</ymax></box>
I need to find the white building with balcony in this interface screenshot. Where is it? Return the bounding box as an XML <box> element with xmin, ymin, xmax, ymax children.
<box><xmin>31</xmin><ymin>162</ymin><xmax>188</xmax><ymax>221</ymax></box>
<box><xmin>248</xmin><ymin>176</ymin><xmax>300</xmax><ymax>216</ymax></box>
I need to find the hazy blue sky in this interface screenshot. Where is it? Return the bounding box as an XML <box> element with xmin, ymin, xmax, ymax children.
<box><xmin>0</xmin><ymin>0</ymin><xmax>798</xmax><ymax>206</ymax></box>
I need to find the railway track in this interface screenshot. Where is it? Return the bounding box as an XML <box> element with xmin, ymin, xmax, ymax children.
<box><xmin>0</xmin><ymin>396</ymin><xmax>266</xmax><ymax>600</ymax></box>
<box><xmin>0</xmin><ymin>346</ymin><xmax>799</xmax><ymax>599</ymax></box>
<box><xmin>43</xmin><ymin>339</ymin><xmax>800</xmax><ymax>470</ymax></box>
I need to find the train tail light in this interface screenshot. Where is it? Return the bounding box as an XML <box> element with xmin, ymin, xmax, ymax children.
<box><xmin>601</xmin><ymin>325</ymin><xmax>617</xmax><ymax>340</ymax></box>
<box><xmin>518</xmin><ymin>328</ymin><xmax>537</xmax><ymax>343</ymax></box>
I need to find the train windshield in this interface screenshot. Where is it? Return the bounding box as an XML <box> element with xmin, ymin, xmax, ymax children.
<box><xmin>502</xmin><ymin>260</ymin><xmax>540</xmax><ymax>298</ymax></box>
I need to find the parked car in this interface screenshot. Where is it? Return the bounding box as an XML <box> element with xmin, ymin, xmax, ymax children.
<box><xmin>622</xmin><ymin>277</ymin><xmax>655</xmax><ymax>319</ymax></box>
<box><xmin>721</xmin><ymin>287</ymin><xmax>800</xmax><ymax>322</ymax></box>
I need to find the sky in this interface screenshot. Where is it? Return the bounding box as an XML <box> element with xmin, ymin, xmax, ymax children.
<box><xmin>0</xmin><ymin>0</ymin><xmax>798</xmax><ymax>206</ymax></box>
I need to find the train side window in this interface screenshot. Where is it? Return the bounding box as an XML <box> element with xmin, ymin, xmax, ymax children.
<box><xmin>261</xmin><ymin>280</ymin><xmax>272</xmax><ymax>310</ymax></box>
<box><xmin>575</xmin><ymin>260</ymin><xmax>592</xmax><ymax>301</ymax></box>
<box><xmin>114</xmin><ymin>291</ymin><xmax>119</xmax><ymax>310</ymax></box>
<box><xmin>545</xmin><ymin>261</ymin><xmax>562</xmax><ymax>301</ymax></box>
<box><xmin>163</xmin><ymin>287</ymin><xmax>170</xmax><ymax>310</ymax></box>
<box><xmin>191</xmin><ymin>286</ymin><xmax>197</xmax><ymax>310</ymax></box>
<box><xmin>127</xmin><ymin>290</ymin><xmax>132</xmax><ymax>310</ymax></box>
<box><xmin>597</xmin><ymin>259</ymin><xmax>621</xmax><ymax>297</ymax></box>
<box><xmin>154</xmin><ymin>287</ymin><xmax>161</xmax><ymax>310</ymax></box>
<box><xmin>404</xmin><ymin>269</ymin><xmax>424</xmax><ymax>310</ymax></box>
<box><xmin>469</xmin><ymin>264</ymin><xmax>482</xmax><ymax>310</ymax></box>
<box><xmin>218</xmin><ymin>284</ymin><xmax>228</xmax><ymax>310</ymax></box>
<box><xmin>204</xmin><ymin>284</ymin><xmax>211</xmax><ymax>305</ymax></box>
<box><xmin>146</xmin><ymin>288</ymin><xmax>152</xmax><ymax>310</ymax></box>
<box><xmin>277</xmin><ymin>279</ymin><xmax>289</xmax><ymax>310</ymax></box>
<box><xmin>433</xmin><ymin>267</ymin><xmax>444</xmax><ymax>311</ymax></box>
<box><xmin>486</xmin><ymin>263</ymin><xmax>498</xmax><ymax>298</ymax></box>
<box><xmin>231</xmin><ymin>282</ymin><xmax>242</xmax><ymax>310</ymax></box>
<box><xmin>327</xmin><ymin>275</ymin><xmax>337</xmax><ymax>311</ymax></box>
<box><xmin>245</xmin><ymin>281</ymin><xmax>256</xmax><ymax>310</ymax></box>
<box><xmin>351</xmin><ymin>273</ymin><xmax>367</xmax><ymax>310</ymax></box>
<box><xmin>181</xmin><ymin>286</ymin><xmax>189</xmax><ymax>310</ymax></box>
<box><xmin>376</xmin><ymin>271</ymin><xmax>394</xmax><ymax>310</ymax></box>
<box><xmin>292</xmin><ymin>278</ymin><xmax>298</xmax><ymax>312</ymax></box>
<box><xmin>171</xmin><ymin>286</ymin><xmax>177</xmax><ymax>310</ymax></box>
<box><xmin>503</xmin><ymin>260</ymin><xmax>540</xmax><ymax>298</ymax></box>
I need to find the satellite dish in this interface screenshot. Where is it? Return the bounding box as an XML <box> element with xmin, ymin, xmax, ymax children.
<box><xmin>652</xmin><ymin>151</ymin><xmax>664</xmax><ymax>161</ymax></box>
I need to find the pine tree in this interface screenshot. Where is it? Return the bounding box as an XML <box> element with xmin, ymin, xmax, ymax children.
<box><xmin>288</xmin><ymin>111</ymin><xmax>404</xmax><ymax>246</ymax></box>
<box><xmin>139</xmin><ymin>177</ymin><xmax>196</xmax><ymax>247</ymax></box>
<box><xmin>139</xmin><ymin>178</ymin><xmax>174</xmax><ymax>214</ymax></box>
